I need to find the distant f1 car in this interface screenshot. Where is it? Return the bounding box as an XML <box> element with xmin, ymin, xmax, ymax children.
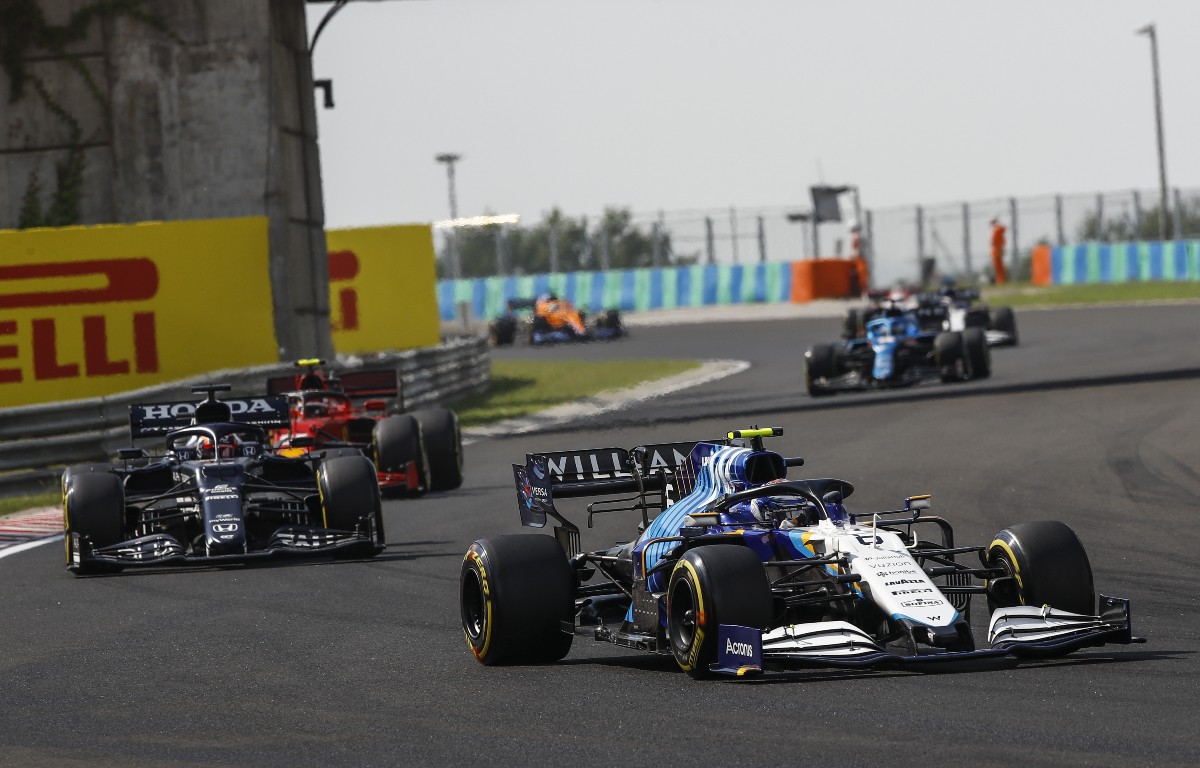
<box><xmin>806</xmin><ymin>314</ymin><xmax>990</xmax><ymax>396</ymax></box>
<box><xmin>490</xmin><ymin>295</ymin><xmax>625</xmax><ymax>346</ymax></box>
<box><xmin>844</xmin><ymin>286</ymin><xmax>1017</xmax><ymax>347</ymax></box>
<box><xmin>266</xmin><ymin>360</ymin><xmax>463</xmax><ymax>494</ymax></box>
<box><xmin>62</xmin><ymin>386</ymin><xmax>385</xmax><ymax>575</ymax></box>
<box><xmin>458</xmin><ymin>428</ymin><xmax>1142</xmax><ymax>677</ymax></box>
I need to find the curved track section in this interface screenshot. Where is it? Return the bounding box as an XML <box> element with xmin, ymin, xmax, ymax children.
<box><xmin>1</xmin><ymin>304</ymin><xmax>1197</xmax><ymax>766</ymax></box>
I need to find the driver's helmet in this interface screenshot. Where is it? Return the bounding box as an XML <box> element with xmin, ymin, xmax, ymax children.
<box><xmin>192</xmin><ymin>434</ymin><xmax>241</xmax><ymax>460</ymax></box>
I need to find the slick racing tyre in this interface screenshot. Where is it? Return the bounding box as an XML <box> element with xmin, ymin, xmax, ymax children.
<box><xmin>63</xmin><ymin>469</ymin><xmax>125</xmax><ymax>573</ymax></box>
<box><xmin>804</xmin><ymin>343</ymin><xmax>839</xmax><ymax>396</ymax></box>
<box><xmin>667</xmin><ymin>545</ymin><xmax>772</xmax><ymax>679</ymax></box>
<box><xmin>987</xmin><ymin>521</ymin><xmax>1095</xmax><ymax>615</ymax></box>
<box><xmin>460</xmin><ymin>535</ymin><xmax>574</xmax><ymax>665</ymax></box>
<box><xmin>962</xmin><ymin>327</ymin><xmax>991</xmax><ymax>379</ymax></box>
<box><xmin>374</xmin><ymin>414</ymin><xmax>426</xmax><ymax>493</ymax></box>
<box><xmin>318</xmin><ymin>454</ymin><xmax>385</xmax><ymax>548</ymax></box>
<box><xmin>411</xmin><ymin>407</ymin><xmax>463</xmax><ymax>492</ymax></box>
<box><xmin>491</xmin><ymin>316</ymin><xmax>517</xmax><ymax>346</ymax></box>
<box><xmin>989</xmin><ymin>306</ymin><xmax>1019</xmax><ymax>346</ymax></box>
<box><xmin>935</xmin><ymin>331</ymin><xmax>965</xmax><ymax>382</ymax></box>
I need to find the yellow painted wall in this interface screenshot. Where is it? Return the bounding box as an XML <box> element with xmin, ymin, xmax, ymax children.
<box><xmin>0</xmin><ymin>217</ymin><xmax>276</xmax><ymax>407</ymax></box>
<box><xmin>325</xmin><ymin>225</ymin><xmax>439</xmax><ymax>354</ymax></box>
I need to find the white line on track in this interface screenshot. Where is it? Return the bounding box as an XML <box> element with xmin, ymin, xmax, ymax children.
<box><xmin>0</xmin><ymin>534</ymin><xmax>62</xmax><ymax>560</ymax></box>
<box><xmin>462</xmin><ymin>358</ymin><xmax>751</xmax><ymax>444</ymax></box>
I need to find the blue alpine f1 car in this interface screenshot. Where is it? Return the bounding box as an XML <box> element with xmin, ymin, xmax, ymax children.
<box><xmin>806</xmin><ymin>314</ymin><xmax>990</xmax><ymax>396</ymax></box>
<box><xmin>459</xmin><ymin>428</ymin><xmax>1141</xmax><ymax>677</ymax></box>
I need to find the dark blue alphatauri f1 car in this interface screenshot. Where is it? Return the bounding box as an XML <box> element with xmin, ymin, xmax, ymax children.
<box><xmin>459</xmin><ymin>429</ymin><xmax>1141</xmax><ymax>677</ymax></box>
<box><xmin>805</xmin><ymin>314</ymin><xmax>990</xmax><ymax>396</ymax></box>
<box><xmin>62</xmin><ymin>386</ymin><xmax>384</xmax><ymax>575</ymax></box>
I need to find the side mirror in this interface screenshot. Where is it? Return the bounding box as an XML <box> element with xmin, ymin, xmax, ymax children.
<box><xmin>905</xmin><ymin>494</ymin><xmax>932</xmax><ymax>511</ymax></box>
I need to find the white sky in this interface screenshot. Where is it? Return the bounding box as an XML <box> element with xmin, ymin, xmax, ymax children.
<box><xmin>307</xmin><ymin>0</ymin><xmax>1200</xmax><ymax>229</ymax></box>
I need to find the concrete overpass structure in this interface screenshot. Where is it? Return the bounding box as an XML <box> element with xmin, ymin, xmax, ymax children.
<box><xmin>0</xmin><ymin>0</ymin><xmax>332</xmax><ymax>359</ymax></box>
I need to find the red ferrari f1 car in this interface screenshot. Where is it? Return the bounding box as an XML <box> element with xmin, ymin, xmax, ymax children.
<box><xmin>267</xmin><ymin>360</ymin><xmax>463</xmax><ymax>495</ymax></box>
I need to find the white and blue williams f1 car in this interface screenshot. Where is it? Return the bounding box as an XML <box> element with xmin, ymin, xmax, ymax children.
<box><xmin>459</xmin><ymin>428</ymin><xmax>1142</xmax><ymax>677</ymax></box>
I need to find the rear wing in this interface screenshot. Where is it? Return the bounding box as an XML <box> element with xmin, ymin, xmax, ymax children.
<box><xmin>513</xmin><ymin>440</ymin><xmax>717</xmax><ymax>529</ymax></box>
<box><xmin>266</xmin><ymin>368</ymin><xmax>399</xmax><ymax>400</ymax></box>
<box><xmin>129</xmin><ymin>395</ymin><xmax>291</xmax><ymax>438</ymax></box>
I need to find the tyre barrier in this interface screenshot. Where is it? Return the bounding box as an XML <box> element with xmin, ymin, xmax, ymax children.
<box><xmin>0</xmin><ymin>336</ymin><xmax>489</xmax><ymax>497</ymax></box>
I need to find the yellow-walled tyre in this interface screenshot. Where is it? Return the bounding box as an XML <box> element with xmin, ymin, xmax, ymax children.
<box><xmin>987</xmin><ymin>521</ymin><xmax>1095</xmax><ymax>615</ymax></box>
<box><xmin>460</xmin><ymin>535</ymin><xmax>573</xmax><ymax>665</ymax></box>
<box><xmin>667</xmin><ymin>545</ymin><xmax>772</xmax><ymax>679</ymax></box>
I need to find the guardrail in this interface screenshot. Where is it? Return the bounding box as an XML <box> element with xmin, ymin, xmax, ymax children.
<box><xmin>0</xmin><ymin>336</ymin><xmax>490</xmax><ymax>497</ymax></box>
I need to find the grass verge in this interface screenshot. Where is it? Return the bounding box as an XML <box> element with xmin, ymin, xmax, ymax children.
<box><xmin>984</xmin><ymin>281</ymin><xmax>1200</xmax><ymax>308</ymax></box>
<box><xmin>0</xmin><ymin>491</ymin><xmax>58</xmax><ymax>518</ymax></box>
<box><xmin>450</xmin><ymin>358</ymin><xmax>701</xmax><ymax>427</ymax></box>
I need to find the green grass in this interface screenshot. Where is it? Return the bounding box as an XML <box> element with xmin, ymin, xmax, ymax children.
<box><xmin>0</xmin><ymin>491</ymin><xmax>59</xmax><ymax>518</ymax></box>
<box><xmin>983</xmin><ymin>281</ymin><xmax>1200</xmax><ymax>308</ymax></box>
<box><xmin>450</xmin><ymin>359</ymin><xmax>701</xmax><ymax>426</ymax></box>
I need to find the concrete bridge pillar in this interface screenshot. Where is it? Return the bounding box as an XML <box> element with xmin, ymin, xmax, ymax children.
<box><xmin>0</xmin><ymin>0</ymin><xmax>333</xmax><ymax>360</ymax></box>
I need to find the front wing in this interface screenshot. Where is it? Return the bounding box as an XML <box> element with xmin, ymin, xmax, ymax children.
<box><xmin>710</xmin><ymin>595</ymin><xmax>1142</xmax><ymax>677</ymax></box>
<box><xmin>68</xmin><ymin>524</ymin><xmax>383</xmax><ymax>572</ymax></box>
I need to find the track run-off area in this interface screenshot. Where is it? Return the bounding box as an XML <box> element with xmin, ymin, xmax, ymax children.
<box><xmin>1</xmin><ymin>303</ymin><xmax>1197</xmax><ymax>767</ymax></box>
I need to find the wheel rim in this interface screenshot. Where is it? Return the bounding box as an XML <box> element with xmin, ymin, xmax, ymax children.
<box><xmin>460</xmin><ymin>568</ymin><xmax>487</xmax><ymax>644</ymax></box>
<box><xmin>668</xmin><ymin>578</ymin><xmax>698</xmax><ymax>657</ymax></box>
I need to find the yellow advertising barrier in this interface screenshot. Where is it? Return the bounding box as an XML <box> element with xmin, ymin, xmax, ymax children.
<box><xmin>0</xmin><ymin>217</ymin><xmax>277</xmax><ymax>407</ymax></box>
<box><xmin>325</xmin><ymin>225</ymin><xmax>439</xmax><ymax>354</ymax></box>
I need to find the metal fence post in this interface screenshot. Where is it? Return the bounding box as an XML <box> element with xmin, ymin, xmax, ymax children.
<box><xmin>600</xmin><ymin>223</ymin><xmax>611</xmax><ymax>270</ymax></box>
<box><xmin>705</xmin><ymin>217</ymin><xmax>715</xmax><ymax>265</ymax></box>
<box><xmin>494</xmin><ymin>225</ymin><xmax>506</xmax><ymax>275</ymax></box>
<box><xmin>1009</xmin><ymin>197</ymin><xmax>1019</xmax><ymax>280</ymax></box>
<box><xmin>757</xmin><ymin>215</ymin><xmax>767</xmax><ymax>262</ymax></box>
<box><xmin>651</xmin><ymin>221</ymin><xmax>662</xmax><ymax>267</ymax></box>
<box><xmin>1173</xmin><ymin>188</ymin><xmax>1184</xmax><ymax>238</ymax></box>
<box><xmin>549</xmin><ymin>220</ymin><xmax>560</xmax><ymax>273</ymax></box>
<box><xmin>729</xmin><ymin>206</ymin><xmax>740</xmax><ymax>264</ymax></box>
<box><xmin>1096</xmin><ymin>193</ymin><xmax>1105</xmax><ymax>241</ymax></box>
<box><xmin>1133</xmin><ymin>189</ymin><xmax>1143</xmax><ymax>239</ymax></box>
<box><xmin>865</xmin><ymin>210</ymin><xmax>875</xmax><ymax>286</ymax></box>
<box><xmin>915</xmin><ymin>205</ymin><xmax>925</xmax><ymax>285</ymax></box>
<box><xmin>1055</xmin><ymin>194</ymin><xmax>1065</xmax><ymax>246</ymax></box>
<box><xmin>962</xmin><ymin>202</ymin><xmax>972</xmax><ymax>279</ymax></box>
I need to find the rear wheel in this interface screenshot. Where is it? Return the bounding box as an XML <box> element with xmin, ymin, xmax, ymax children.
<box><xmin>987</xmin><ymin>521</ymin><xmax>1095</xmax><ymax>615</ymax></box>
<box><xmin>804</xmin><ymin>343</ymin><xmax>839</xmax><ymax>396</ymax></box>
<box><xmin>318</xmin><ymin>454</ymin><xmax>384</xmax><ymax>548</ymax></box>
<box><xmin>411</xmin><ymin>407</ymin><xmax>463</xmax><ymax>491</ymax></box>
<box><xmin>990</xmin><ymin>306</ymin><xmax>1019</xmax><ymax>345</ymax></box>
<box><xmin>935</xmin><ymin>331</ymin><xmax>965</xmax><ymax>382</ymax></box>
<box><xmin>63</xmin><ymin>470</ymin><xmax>125</xmax><ymax>573</ymax></box>
<box><xmin>962</xmin><ymin>326</ymin><xmax>991</xmax><ymax>379</ymax></box>
<box><xmin>667</xmin><ymin>545</ymin><xmax>772</xmax><ymax>678</ymax></box>
<box><xmin>374</xmin><ymin>414</ymin><xmax>425</xmax><ymax>493</ymax></box>
<box><xmin>460</xmin><ymin>535</ymin><xmax>574</xmax><ymax>665</ymax></box>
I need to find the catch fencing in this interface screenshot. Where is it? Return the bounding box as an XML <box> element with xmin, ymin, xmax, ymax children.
<box><xmin>438</xmin><ymin>186</ymin><xmax>1200</xmax><ymax>290</ymax></box>
<box><xmin>0</xmin><ymin>337</ymin><xmax>490</xmax><ymax>497</ymax></box>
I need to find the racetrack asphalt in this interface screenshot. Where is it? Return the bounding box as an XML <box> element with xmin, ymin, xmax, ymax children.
<box><xmin>1</xmin><ymin>303</ymin><xmax>1197</xmax><ymax>767</ymax></box>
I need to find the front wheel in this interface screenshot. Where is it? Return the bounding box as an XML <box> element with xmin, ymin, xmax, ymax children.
<box><xmin>990</xmin><ymin>306</ymin><xmax>1019</xmax><ymax>346</ymax></box>
<box><xmin>460</xmin><ymin>535</ymin><xmax>575</xmax><ymax>665</ymax></box>
<box><xmin>318</xmin><ymin>454</ymin><xmax>384</xmax><ymax>548</ymax></box>
<box><xmin>374</xmin><ymin>414</ymin><xmax>425</xmax><ymax>493</ymax></box>
<box><xmin>667</xmin><ymin>545</ymin><xmax>772</xmax><ymax>678</ymax></box>
<box><xmin>935</xmin><ymin>331</ymin><xmax>965</xmax><ymax>382</ymax></box>
<box><xmin>962</xmin><ymin>326</ymin><xmax>991</xmax><ymax>379</ymax></box>
<box><xmin>987</xmin><ymin>521</ymin><xmax>1095</xmax><ymax>615</ymax></box>
<box><xmin>63</xmin><ymin>469</ymin><xmax>125</xmax><ymax>573</ymax></box>
<box><xmin>804</xmin><ymin>343</ymin><xmax>839</xmax><ymax>396</ymax></box>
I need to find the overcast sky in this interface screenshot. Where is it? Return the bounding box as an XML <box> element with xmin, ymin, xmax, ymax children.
<box><xmin>307</xmin><ymin>0</ymin><xmax>1200</xmax><ymax>231</ymax></box>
